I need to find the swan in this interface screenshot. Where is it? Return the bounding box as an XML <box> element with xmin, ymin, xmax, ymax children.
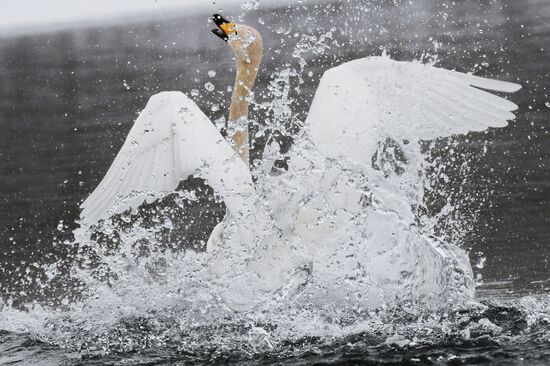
<box><xmin>78</xmin><ymin>14</ymin><xmax>521</xmax><ymax>306</ymax></box>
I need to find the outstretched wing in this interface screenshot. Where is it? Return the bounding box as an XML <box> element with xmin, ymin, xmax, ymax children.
<box><xmin>80</xmin><ymin>91</ymin><xmax>253</xmax><ymax>226</ymax></box>
<box><xmin>304</xmin><ymin>56</ymin><xmax>521</xmax><ymax>167</ymax></box>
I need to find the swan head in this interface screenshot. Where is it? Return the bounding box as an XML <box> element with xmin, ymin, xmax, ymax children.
<box><xmin>211</xmin><ymin>14</ymin><xmax>263</xmax><ymax>68</ymax></box>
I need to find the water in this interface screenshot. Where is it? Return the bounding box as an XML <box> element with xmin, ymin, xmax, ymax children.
<box><xmin>0</xmin><ymin>0</ymin><xmax>549</xmax><ymax>364</ymax></box>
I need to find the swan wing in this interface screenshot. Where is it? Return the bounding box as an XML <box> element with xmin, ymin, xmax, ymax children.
<box><xmin>304</xmin><ymin>56</ymin><xmax>521</xmax><ymax>167</ymax></box>
<box><xmin>80</xmin><ymin>91</ymin><xmax>254</xmax><ymax>226</ymax></box>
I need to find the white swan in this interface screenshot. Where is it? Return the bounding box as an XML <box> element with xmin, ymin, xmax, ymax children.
<box><xmin>78</xmin><ymin>14</ymin><xmax>521</xmax><ymax>304</ymax></box>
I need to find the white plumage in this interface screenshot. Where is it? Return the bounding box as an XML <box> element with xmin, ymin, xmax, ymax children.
<box><xmin>305</xmin><ymin>57</ymin><xmax>520</xmax><ymax>170</ymax></box>
<box><xmin>80</xmin><ymin>91</ymin><xmax>254</xmax><ymax>226</ymax></box>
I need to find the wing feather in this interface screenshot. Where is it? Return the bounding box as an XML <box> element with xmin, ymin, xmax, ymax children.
<box><xmin>148</xmin><ymin>143</ymin><xmax>164</xmax><ymax>192</ymax></box>
<box><xmin>86</xmin><ymin>154</ymin><xmax>124</xmax><ymax>204</ymax></box>
<box><xmin>304</xmin><ymin>56</ymin><xmax>521</xmax><ymax>167</ymax></box>
<box><xmin>89</xmin><ymin>158</ymin><xmax>133</xmax><ymax>221</ymax></box>
<box><xmin>445</xmin><ymin>80</ymin><xmax>519</xmax><ymax>112</ymax></box>
<box><xmin>422</xmin><ymin>93</ymin><xmax>474</xmax><ymax>134</ymax></box>
<box><xmin>445</xmin><ymin>71</ymin><xmax>521</xmax><ymax>93</ymax></box>
<box><xmin>80</xmin><ymin>91</ymin><xmax>253</xmax><ymax>226</ymax></box>
<box><xmin>140</xmin><ymin>147</ymin><xmax>158</xmax><ymax>192</ymax></box>
<box><xmin>123</xmin><ymin>152</ymin><xmax>146</xmax><ymax>196</ymax></box>
<box><xmin>432</xmin><ymin>82</ymin><xmax>517</xmax><ymax>120</ymax></box>
<box><xmin>158</xmin><ymin>135</ymin><xmax>175</xmax><ymax>192</ymax></box>
<box><xmin>428</xmin><ymin>86</ymin><xmax>510</xmax><ymax>129</ymax></box>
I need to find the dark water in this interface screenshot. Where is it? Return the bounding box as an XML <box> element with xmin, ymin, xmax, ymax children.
<box><xmin>0</xmin><ymin>0</ymin><xmax>549</xmax><ymax>364</ymax></box>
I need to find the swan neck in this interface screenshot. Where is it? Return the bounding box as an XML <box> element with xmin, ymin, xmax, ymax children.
<box><xmin>229</xmin><ymin>60</ymin><xmax>260</xmax><ymax>165</ymax></box>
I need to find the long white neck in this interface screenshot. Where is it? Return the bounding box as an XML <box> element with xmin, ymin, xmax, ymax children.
<box><xmin>229</xmin><ymin>60</ymin><xmax>260</xmax><ymax>165</ymax></box>
<box><xmin>227</xmin><ymin>24</ymin><xmax>263</xmax><ymax>167</ymax></box>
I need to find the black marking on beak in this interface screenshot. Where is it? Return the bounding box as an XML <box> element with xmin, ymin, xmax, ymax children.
<box><xmin>212</xmin><ymin>13</ymin><xmax>230</xmax><ymax>28</ymax></box>
<box><xmin>211</xmin><ymin>28</ymin><xmax>228</xmax><ymax>42</ymax></box>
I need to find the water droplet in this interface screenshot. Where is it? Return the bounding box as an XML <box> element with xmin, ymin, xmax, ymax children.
<box><xmin>208</xmin><ymin>70</ymin><xmax>216</xmax><ymax>77</ymax></box>
<box><xmin>545</xmin><ymin>101</ymin><xmax>550</xmax><ymax>108</ymax></box>
<box><xmin>475</xmin><ymin>256</ymin><xmax>486</xmax><ymax>269</ymax></box>
<box><xmin>204</xmin><ymin>82</ymin><xmax>215</xmax><ymax>92</ymax></box>
<box><xmin>190</xmin><ymin>89</ymin><xmax>199</xmax><ymax>97</ymax></box>
<box><xmin>211</xmin><ymin>104</ymin><xmax>220</xmax><ymax>112</ymax></box>
<box><xmin>241</xmin><ymin>0</ymin><xmax>260</xmax><ymax>10</ymax></box>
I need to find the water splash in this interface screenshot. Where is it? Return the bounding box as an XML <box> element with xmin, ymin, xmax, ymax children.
<box><xmin>0</xmin><ymin>3</ymin><xmax>536</xmax><ymax>363</ymax></box>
